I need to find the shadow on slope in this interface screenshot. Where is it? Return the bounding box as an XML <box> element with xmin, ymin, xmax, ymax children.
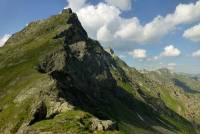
<box><xmin>173</xmin><ymin>78</ymin><xmax>200</xmax><ymax>94</ymax></box>
<box><xmin>46</xmin><ymin>40</ymin><xmax>195</xmax><ymax>134</ymax></box>
<box><xmin>37</xmin><ymin>10</ymin><xmax>198</xmax><ymax>133</ymax></box>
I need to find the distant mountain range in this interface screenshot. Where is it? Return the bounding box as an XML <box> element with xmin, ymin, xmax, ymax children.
<box><xmin>1</xmin><ymin>9</ymin><xmax>200</xmax><ymax>134</ymax></box>
<box><xmin>141</xmin><ymin>68</ymin><xmax>200</xmax><ymax>93</ymax></box>
<box><xmin>195</xmin><ymin>74</ymin><xmax>200</xmax><ymax>77</ymax></box>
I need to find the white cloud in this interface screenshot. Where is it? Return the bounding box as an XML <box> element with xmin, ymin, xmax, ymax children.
<box><xmin>77</xmin><ymin>3</ymin><xmax>120</xmax><ymax>39</ymax></box>
<box><xmin>66</xmin><ymin>0</ymin><xmax>200</xmax><ymax>50</ymax></box>
<box><xmin>161</xmin><ymin>45</ymin><xmax>181</xmax><ymax>57</ymax></box>
<box><xmin>128</xmin><ymin>49</ymin><xmax>147</xmax><ymax>59</ymax></box>
<box><xmin>169</xmin><ymin>2</ymin><xmax>200</xmax><ymax>25</ymax></box>
<box><xmin>65</xmin><ymin>0</ymin><xmax>87</xmax><ymax>11</ymax></box>
<box><xmin>146</xmin><ymin>56</ymin><xmax>159</xmax><ymax>61</ymax></box>
<box><xmin>167</xmin><ymin>63</ymin><xmax>177</xmax><ymax>70</ymax></box>
<box><xmin>115</xmin><ymin>0</ymin><xmax>200</xmax><ymax>44</ymax></box>
<box><xmin>154</xmin><ymin>56</ymin><xmax>159</xmax><ymax>60</ymax></box>
<box><xmin>192</xmin><ymin>49</ymin><xmax>200</xmax><ymax>57</ymax></box>
<box><xmin>168</xmin><ymin>63</ymin><xmax>176</xmax><ymax>66</ymax></box>
<box><xmin>0</xmin><ymin>34</ymin><xmax>11</xmax><ymax>47</ymax></box>
<box><xmin>183</xmin><ymin>23</ymin><xmax>200</xmax><ymax>42</ymax></box>
<box><xmin>105</xmin><ymin>0</ymin><xmax>131</xmax><ymax>10</ymax></box>
<box><xmin>119</xmin><ymin>55</ymin><xmax>126</xmax><ymax>58</ymax></box>
<box><xmin>97</xmin><ymin>25</ymin><xmax>113</xmax><ymax>41</ymax></box>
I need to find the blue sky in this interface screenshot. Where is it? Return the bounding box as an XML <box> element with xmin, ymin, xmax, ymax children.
<box><xmin>0</xmin><ymin>0</ymin><xmax>200</xmax><ymax>74</ymax></box>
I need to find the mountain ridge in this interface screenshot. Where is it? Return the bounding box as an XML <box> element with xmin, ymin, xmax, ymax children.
<box><xmin>0</xmin><ymin>9</ymin><xmax>200</xmax><ymax>134</ymax></box>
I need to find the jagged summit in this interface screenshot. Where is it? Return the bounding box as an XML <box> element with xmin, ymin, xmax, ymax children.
<box><xmin>0</xmin><ymin>9</ymin><xmax>200</xmax><ymax>134</ymax></box>
<box><xmin>62</xmin><ymin>8</ymin><xmax>73</xmax><ymax>14</ymax></box>
<box><xmin>5</xmin><ymin>8</ymin><xmax>88</xmax><ymax>47</ymax></box>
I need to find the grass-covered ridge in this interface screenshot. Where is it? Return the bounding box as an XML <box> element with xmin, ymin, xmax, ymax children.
<box><xmin>0</xmin><ymin>9</ymin><xmax>200</xmax><ymax>134</ymax></box>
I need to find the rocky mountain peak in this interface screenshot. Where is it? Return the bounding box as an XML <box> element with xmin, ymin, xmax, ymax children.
<box><xmin>61</xmin><ymin>8</ymin><xmax>73</xmax><ymax>14</ymax></box>
<box><xmin>0</xmin><ymin>8</ymin><xmax>200</xmax><ymax>134</ymax></box>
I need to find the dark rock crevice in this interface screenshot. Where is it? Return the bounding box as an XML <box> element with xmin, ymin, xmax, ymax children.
<box><xmin>28</xmin><ymin>101</ymin><xmax>47</xmax><ymax>125</ymax></box>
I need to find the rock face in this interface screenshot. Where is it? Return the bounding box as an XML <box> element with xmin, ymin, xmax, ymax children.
<box><xmin>90</xmin><ymin>118</ymin><xmax>117</xmax><ymax>131</ymax></box>
<box><xmin>47</xmin><ymin>100</ymin><xmax>74</xmax><ymax>118</ymax></box>
<box><xmin>142</xmin><ymin>68</ymin><xmax>200</xmax><ymax>121</ymax></box>
<box><xmin>0</xmin><ymin>8</ymin><xmax>200</xmax><ymax>134</ymax></box>
<box><xmin>29</xmin><ymin>101</ymin><xmax>47</xmax><ymax>125</ymax></box>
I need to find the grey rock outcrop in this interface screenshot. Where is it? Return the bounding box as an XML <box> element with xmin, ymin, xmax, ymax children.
<box><xmin>90</xmin><ymin>118</ymin><xmax>117</xmax><ymax>131</ymax></box>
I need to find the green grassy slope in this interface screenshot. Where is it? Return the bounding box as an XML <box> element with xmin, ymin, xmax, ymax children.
<box><xmin>0</xmin><ymin>9</ymin><xmax>199</xmax><ymax>134</ymax></box>
<box><xmin>142</xmin><ymin>68</ymin><xmax>200</xmax><ymax>122</ymax></box>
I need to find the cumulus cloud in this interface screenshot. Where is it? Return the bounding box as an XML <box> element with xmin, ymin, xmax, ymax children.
<box><xmin>128</xmin><ymin>49</ymin><xmax>147</xmax><ymax>59</ymax></box>
<box><xmin>105</xmin><ymin>0</ymin><xmax>131</xmax><ymax>10</ymax></box>
<box><xmin>161</xmin><ymin>45</ymin><xmax>181</xmax><ymax>57</ymax></box>
<box><xmin>115</xmin><ymin>0</ymin><xmax>200</xmax><ymax>44</ymax></box>
<box><xmin>167</xmin><ymin>63</ymin><xmax>177</xmax><ymax>70</ymax></box>
<box><xmin>0</xmin><ymin>34</ymin><xmax>11</xmax><ymax>47</ymax></box>
<box><xmin>77</xmin><ymin>3</ymin><xmax>120</xmax><ymax>39</ymax></box>
<box><xmin>97</xmin><ymin>25</ymin><xmax>114</xmax><ymax>41</ymax></box>
<box><xmin>146</xmin><ymin>56</ymin><xmax>160</xmax><ymax>61</ymax></box>
<box><xmin>183</xmin><ymin>23</ymin><xmax>200</xmax><ymax>42</ymax></box>
<box><xmin>65</xmin><ymin>0</ymin><xmax>87</xmax><ymax>11</ymax></box>
<box><xmin>192</xmin><ymin>49</ymin><xmax>200</xmax><ymax>57</ymax></box>
<box><xmin>119</xmin><ymin>55</ymin><xmax>126</xmax><ymax>59</ymax></box>
<box><xmin>65</xmin><ymin>0</ymin><xmax>200</xmax><ymax>50</ymax></box>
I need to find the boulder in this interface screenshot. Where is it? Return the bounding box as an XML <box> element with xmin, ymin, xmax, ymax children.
<box><xmin>47</xmin><ymin>101</ymin><xmax>74</xmax><ymax>118</ymax></box>
<box><xmin>90</xmin><ymin>118</ymin><xmax>117</xmax><ymax>131</ymax></box>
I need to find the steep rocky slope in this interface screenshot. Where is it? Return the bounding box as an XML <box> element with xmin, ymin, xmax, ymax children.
<box><xmin>142</xmin><ymin>69</ymin><xmax>200</xmax><ymax>93</ymax></box>
<box><xmin>0</xmin><ymin>9</ymin><xmax>200</xmax><ymax>134</ymax></box>
<box><xmin>142</xmin><ymin>69</ymin><xmax>200</xmax><ymax>121</ymax></box>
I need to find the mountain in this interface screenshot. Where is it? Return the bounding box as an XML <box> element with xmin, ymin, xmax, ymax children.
<box><xmin>0</xmin><ymin>9</ymin><xmax>200</xmax><ymax>134</ymax></box>
<box><xmin>142</xmin><ymin>68</ymin><xmax>200</xmax><ymax>93</ymax></box>
<box><xmin>195</xmin><ymin>74</ymin><xmax>200</xmax><ymax>78</ymax></box>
